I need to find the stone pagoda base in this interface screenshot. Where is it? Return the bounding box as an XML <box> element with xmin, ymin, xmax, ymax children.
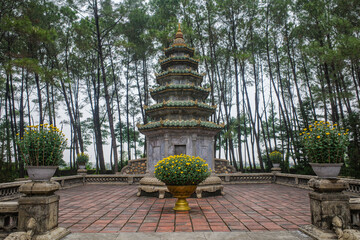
<box><xmin>137</xmin><ymin>174</ymin><xmax>223</xmax><ymax>199</ymax></box>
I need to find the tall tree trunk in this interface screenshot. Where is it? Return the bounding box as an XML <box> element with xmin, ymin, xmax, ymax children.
<box><xmin>93</xmin><ymin>0</ymin><xmax>118</xmax><ymax>172</ymax></box>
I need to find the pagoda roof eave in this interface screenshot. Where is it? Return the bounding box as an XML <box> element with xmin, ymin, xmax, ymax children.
<box><xmin>137</xmin><ymin>119</ymin><xmax>224</xmax><ymax>132</ymax></box>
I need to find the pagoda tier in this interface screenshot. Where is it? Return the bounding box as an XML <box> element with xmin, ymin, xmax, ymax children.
<box><xmin>145</xmin><ymin>100</ymin><xmax>216</xmax><ymax>121</ymax></box>
<box><xmin>164</xmin><ymin>45</ymin><xmax>195</xmax><ymax>57</ymax></box>
<box><xmin>155</xmin><ymin>70</ymin><xmax>204</xmax><ymax>86</ymax></box>
<box><xmin>150</xmin><ymin>84</ymin><xmax>210</xmax><ymax>102</ymax></box>
<box><xmin>138</xmin><ymin>119</ymin><xmax>223</xmax><ymax>132</ymax></box>
<box><xmin>160</xmin><ymin>56</ymin><xmax>199</xmax><ymax>71</ymax></box>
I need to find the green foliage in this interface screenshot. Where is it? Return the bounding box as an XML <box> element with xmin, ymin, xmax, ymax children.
<box><xmin>16</xmin><ymin>124</ymin><xmax>67</xmax><ymax>166</ymax></box>
<box><xmin>76</xmin><ymin>152</ymin><xmax>89</xmax><ymax>165</ymax></box>
<box><xmin>154</xmin><ymin>155</ymin><xmax>211</xmax><ymax>185</ymax></box>
<box><xmin>301</xmin><ymin>121</ymin><xmax>349</xmax><ymax>163</ymax></box>
<box><xmin>269</xmin><ymin>150</ymin><xmax>282</xmax><ymax>164</ymax></box>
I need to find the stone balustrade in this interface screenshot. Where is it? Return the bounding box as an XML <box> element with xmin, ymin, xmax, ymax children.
<box><xmin>0</xmin><ymin>181</ymin><xmax>30</xmax><ymax>202</ymax></box>
<box><xmin>1</xmin><ymin>173</ymin><xmax>360</xmax><ymax>201</ymax></box>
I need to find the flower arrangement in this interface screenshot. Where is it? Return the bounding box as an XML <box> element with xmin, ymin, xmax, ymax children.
<box><xmin>16</xmin><ymin>124</ymin><xmax>67</xmax><ymax>166</ymax></box>
<box><xmin>154</xmin><ymin>154</ymin><xmax>211</xmax><ymax>185</ymax></box>
<box><xmin>76</xmin><ymin>152</ymin><xmax>89</xmax><ymax>165</ymax></box>
<box><xmin>301</xmin><ymin>121</ymin><xmax>349</xmax><ymax>163</ymax></box>
<box><xmin>269</xmin><ymin>150</ymin><xmax>282</xmax><ymax>164</ymax></box>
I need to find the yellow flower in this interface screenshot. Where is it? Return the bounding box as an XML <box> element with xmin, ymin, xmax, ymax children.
<box><xmin>317</xmin><ymin>136</ymin><xmax>320</xmax><ymax>139</ymax></box>
<box><xmin>338</xmin><ymin>133</ymin><xmax>341</xmax><ymax>136</ymax></box>
<box><xmin>326</xmin><ymin>132</ymin><xmax>330</xmax><ymax>135</ymax></box>
<box><xmin>181</xmin><ymin>172</ymin><xmax>183</xmax><ymax>174</ymax></box>
<box><xmin>304</xmin><ymin>128</ymin><xmax>307</xmax><ymax>131</ymax></box>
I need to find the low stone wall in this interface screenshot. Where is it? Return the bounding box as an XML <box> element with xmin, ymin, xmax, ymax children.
<box><xmin>1</xmin><ymin>173</ymin><xmax>360</xmax><ymax>201</ymax></box>
<box><xmin>214</xmin><ymin>158</ymin><xmax>237</xmax><ymax>174</ymax></box>
<box><xmin>120</xmin><ymin>158</ymin><xmax>147</xmax><ymax>174</ymax></box>
<box><xmin>0</xmin><ymin>181</ymin><xmax>30</xmax><ymax>202</ymax></box>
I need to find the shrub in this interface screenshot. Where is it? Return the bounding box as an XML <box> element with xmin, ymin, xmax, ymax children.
<box><xmin>154</xmin><ymin>154</ymin><xmax>211</xmax><ymax>185</ymax></box>
<box><xmin>301</xmin><ymin>121</ymin><xmax>349</xmax><ymax>163</ymax></box>
<box><xmin>16</xmin><ymin>124</ymin><xmax>67</xmax><ymax>166</ymax></box>
<box><xmin>269</xmin><ymin>151</ymin><xmax>282</xmax><ymax>164</ymax></box>
<box><xmin>76</xmin><ymin>152</ymin><xmax>89</xmax><ymax>165</ymax></box>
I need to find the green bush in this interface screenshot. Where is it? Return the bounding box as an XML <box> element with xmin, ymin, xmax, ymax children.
<box><xmin>154</xmin><ymin>154</ymin><xmax>210</xmax><ymax>185</ymax></box>
<box><xmin>76</xmin><ymin>152</ymin><xmax>89</xmax><ymax>165</ymax></box>
<box><xmin>301</xmin><ymin>121</ymin><xmax>349</xmax><ymax>163</ymax></box>
<box><xmin>16</xmin><ymin>124</ymin><xmax>67</xmax><ymax>166</ymax></box>
<box><xmin>269</xmin><ymin>151</ymin><xmax>282</xmax><ymax>164</ymax></box>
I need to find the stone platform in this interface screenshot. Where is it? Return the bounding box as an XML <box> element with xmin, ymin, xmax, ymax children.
<box><xmin>58</xmin><ymin>184</ymin><xmax>311</xmax><ymax>233</ymax></box>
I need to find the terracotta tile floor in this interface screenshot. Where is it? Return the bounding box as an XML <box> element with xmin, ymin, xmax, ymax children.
<box><xmin>57</xmin><ymin>184</ymin><xmax>311</xmax><ymax>233</ymax></box>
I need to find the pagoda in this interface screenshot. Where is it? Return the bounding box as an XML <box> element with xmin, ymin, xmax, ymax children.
<box><xmin>137</xmin><ymin>24</ymin><xmax>224</xmax><ymax>198</ymax></box>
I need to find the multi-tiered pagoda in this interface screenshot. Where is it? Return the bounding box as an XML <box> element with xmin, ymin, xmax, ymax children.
<box><xmin>138</xmin><ymin>24</ymin><xmax>223</xmax><ymax>172</ymax></box>
<box><xmin>137</xmin><ymin>24</ymin><xmax>224</xmax><ymax>198</ymax></box>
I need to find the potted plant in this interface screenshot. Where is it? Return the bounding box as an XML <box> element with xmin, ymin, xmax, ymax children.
<box><xmin>154</xmin><ymin>154</ymin><xmax>210</xmax><ymax>211</ymax></box>
<box><xmin>301</xmin><ymin>121</ymin><xmax>349</xmax><ymax>178</ymax></box>
<box><xmin>76</xmin><ymin>152</ymin><xmax>89</xmax><ymax>169</ymax></box>
<box><xmin>17</xmin><ymin>124</ymin><xmax>67</xmax><ymax>181</ymax></box>
<box><xmin>269</xmin><ymin>150</ymin><xmax>282</xmax><ymax>168</ymax></box>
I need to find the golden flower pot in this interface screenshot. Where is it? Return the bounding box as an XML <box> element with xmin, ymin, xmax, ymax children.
<box><xmin>167</xmin><ymin>185</ymin><xmax>197</xmax><ymax>211</ymax></box>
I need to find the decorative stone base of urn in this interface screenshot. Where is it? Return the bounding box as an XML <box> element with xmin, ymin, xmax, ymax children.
<box><xmin>137</xmin><ymin>173</ymin><xmax>224</xmax><ymax>199</ymax></box>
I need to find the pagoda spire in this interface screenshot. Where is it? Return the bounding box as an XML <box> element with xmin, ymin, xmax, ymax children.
<box><xmin>175</xmin><ymin>23</ymin><xmax>183</xmax><ymax>39</ymax></box>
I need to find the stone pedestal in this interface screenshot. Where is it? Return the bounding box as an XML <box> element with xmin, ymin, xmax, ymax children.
<box><xmin>271</xmin><ymin>167</ymin><xmax>281</xmax><ymax>173</ymax></box>
<box><xmin>309</xmin><ymin>178</ymin><xmax>351</xmax><ymax>230</ymax></box>
<box><xmin>77</xmin><ymin>169</ymin><xmax>87</xmax><ymax>175</ymax></box>
<box><xmin>14</xmin><ymin>181</ymin><xmax>69</xmax><ymax>240</ymax></box>
<box><xmin>300</xmin><ymin>178</ymin><xmax>352</xmax><ymax>240</ymax></box>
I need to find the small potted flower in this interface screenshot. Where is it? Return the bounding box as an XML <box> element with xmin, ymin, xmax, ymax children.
<box><xmin>301</xmin><ymin>121</ymin><xmax>349</xmax><ymax>178</ymax></box>
<box><xmin>154</xmin><ymin>154</ymin><xmax>211</xmax><ymax>211</ymax></box>
<box><xmin>269</xmin><ymin>150</ymin><xmax>282</xmax><ymax>168</ymax></box>
<box><xmin>17</xmin><ymin>124</ymin><xmax>67</xmax><ymax>181</ymax></box>
<box><xmin>76</xmin><ymin>152</ymin><xmax>89</xmax><ymax>170</ymax></box>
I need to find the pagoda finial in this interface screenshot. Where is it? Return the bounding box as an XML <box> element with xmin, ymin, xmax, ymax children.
<box><xmin>175</xmin><ymin>22</ymin><xmax>183</xmax><ymax>39</ymax></box>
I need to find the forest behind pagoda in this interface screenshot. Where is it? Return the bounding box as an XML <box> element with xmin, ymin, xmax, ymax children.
<box><xmin>1</xmin><ymin>0</ymin><xmax>359</xmax><ymax>181</ymax></box>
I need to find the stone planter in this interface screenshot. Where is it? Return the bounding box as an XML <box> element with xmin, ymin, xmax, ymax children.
<box><xmin>309</xmin><ymin>163</ymin><xmax>343</xmax><ymax>179</ymax></box>
<box><xmin>167</xmin><ymin>185</ymin><xmax>197</xmax><ymax>211</ymax></box>
<box><xmin>272</xmin><ymin>163</ymin><xmax>280</xmax><ymax>168</ymax></box>
<box><xmin>78</xmin><ymin>164</ymin><xmax>86</xmax><ymax>170</ymax></box>
<box><xmin>27</xmin><ymin>166</ymin><xmax>58</xmax><ymax>181</ymax></box>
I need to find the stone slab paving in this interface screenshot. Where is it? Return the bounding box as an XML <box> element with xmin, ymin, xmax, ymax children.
<box><xmin>62</xmin><ymin>231</ymin><xmax>313</xmax><ymax>240</ymax></box>
<box><xmin>57</xmin><ymin>184</ymin><xmax>311</xmax><ymax>233</ymax></box>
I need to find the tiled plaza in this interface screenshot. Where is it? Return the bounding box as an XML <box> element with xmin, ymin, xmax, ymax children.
<box><xmin>58</xmin><ymin>184</ymin><xmax>311</xmax><ymax>233</ymax></box>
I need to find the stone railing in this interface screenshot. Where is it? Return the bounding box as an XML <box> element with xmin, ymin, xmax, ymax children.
<box><xmin>1</xmin><ymin>173</ymin><xmax>360</xmax><ymax>201</ymax></box>
<box><xmin>0</xmin><ymin>181</ymin><xmax>30</xmax><ymax>202</ymax></box>
<box><xmin>86</xmin><ymin>174</ymin><xmax>144</xmax><ymax>184</ymax></box>
<box><xmin>0</xmin><ymin>201</ymin><xmax>18</xmax><ymax>238</ymax></box>
<box><xmin>218</xmin><ymin>173</ymin><xmax>274</xmax><ymax>184</ymax></box>
<box><xmin>52</xmin><ymin>175</ymin><xmax>85</xmax><ymax>189</ymax></box>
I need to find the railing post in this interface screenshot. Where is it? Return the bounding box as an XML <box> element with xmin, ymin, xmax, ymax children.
<box><xmin>6</xmin><ymin>181</ymin><xmax>70</xmax><ymax>240</ymax></box>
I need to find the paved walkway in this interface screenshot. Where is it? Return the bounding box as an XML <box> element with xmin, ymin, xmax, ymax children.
<box><xmin>58</xmin><ymin>184</ymin><xmax>311</xmax><ymax>233</ymax></box>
